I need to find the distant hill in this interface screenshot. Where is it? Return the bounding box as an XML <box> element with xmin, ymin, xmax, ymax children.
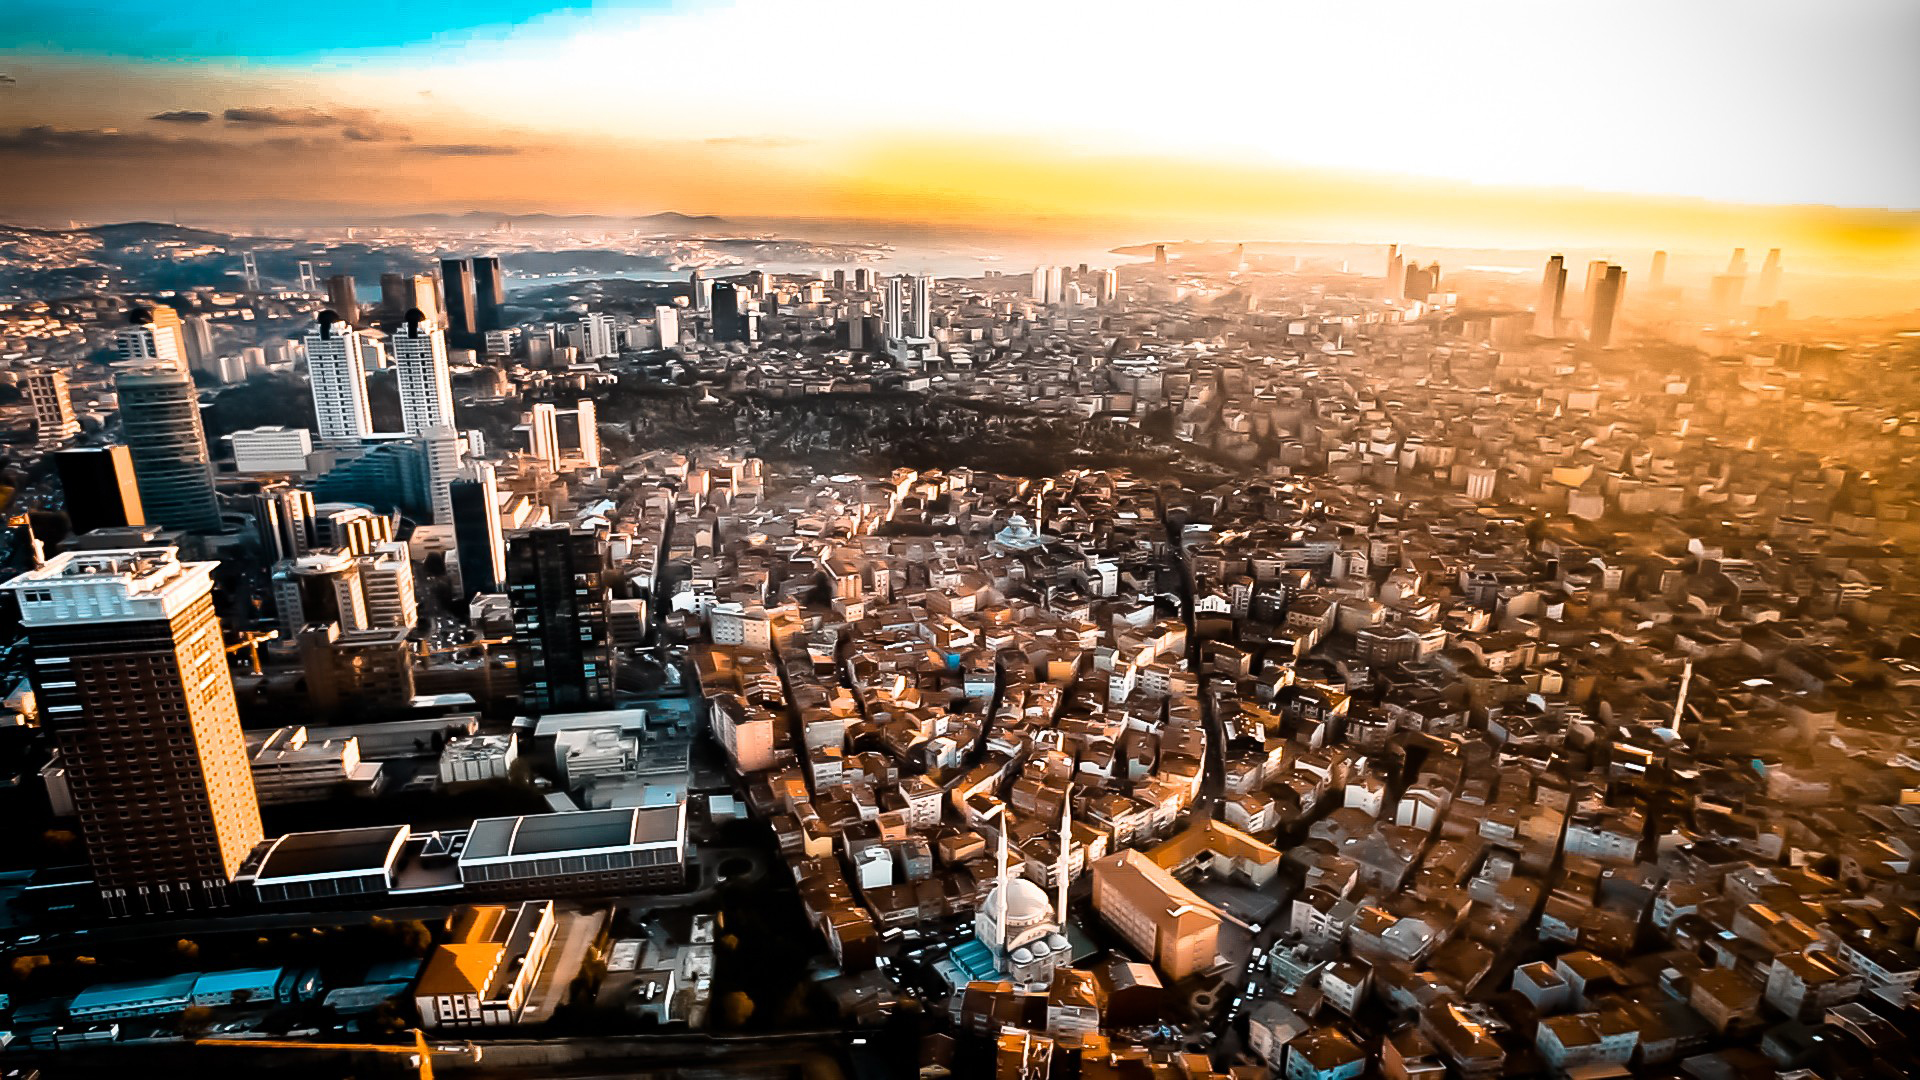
<box><xmin>83</xmin><ymin>221</ymin><xmax>235</xmax><ymax>247</ymax></box>
<box><xmin>379</xmin><ymin>210</ymin><xmax>729</xmax><ymax>229</ymax></box>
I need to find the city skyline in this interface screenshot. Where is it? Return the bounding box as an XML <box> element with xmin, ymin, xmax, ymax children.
<box><xmin>2</xmin><ymin>1</ymin><xmax>1918</xmax><ymax>269</ymax></box>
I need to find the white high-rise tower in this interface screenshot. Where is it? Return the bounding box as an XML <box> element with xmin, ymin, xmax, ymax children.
<box><xmin>911</xmin><ymin>273</ymin><xmax>932</xmax><ymax>339</ymax></box>
<box><xmin>883</xmin><ymin>276</ymin><xmax>906</xmax><ymax>343</ymax></box>
<box><xmin>391</xmin><ymin>309</ymin><xmax>456</xmax><ymax>436</ymax></box>
<box><xmin>302</xmin><ymin>311</ymin><xmax>374</xmax><ymax>446</ymax></box>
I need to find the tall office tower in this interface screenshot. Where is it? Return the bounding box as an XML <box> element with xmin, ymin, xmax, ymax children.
<box><xmin>357</xmin><ymin>540</ymin><xmax>418</xmax><ymax>630</ymax></box>
<box><xmin>1648</xmin><ymin>250</ymin><xmax>1667</xmax><ymax>290</ymax></box>
<box><xmin>241</xmin><ymin>251</ymin><xmax>260</xmax><ymax>292</ymax></box>
<box><xmin>1153</xmin><ymin>244</ymin><xmax>1167</xmax><ymax>266</ymax></box>
<box><xmin>525</xmin><ymin>402</ymin><xmax>559</xmax><ymax>468</ymax></box>
<box><xmin>116</xmin><ymin>365</ymin><xmax>221</xmax><ymax>532</ymax></box>
<box><xmin>325</xmin><ymin>274</ymin><xmax>359</xmax><ymax>324</ymax></box>
<box><xmin>883</xmin><ymin>277</ymin><xmax>906</xmax><ymax>341</ymax></box>
<box><xmin>390</xmin><ymin>309</ymin><xmax>456</xmax><ymax>435</ymax></box>
<box><xmin>272</xmin><ymin>549</ymin><xmax>369</xmax><ymax>635</ymax></box>
<box><xmin>1097</xmin><ymin>268</ymin><xmax>1118</xmax><ymax>305</ymax></box>
<box><xmin>115</xmin><ymin>306</ymin><xmax>186</xmax><ymax>371</ymax></box>
<box><xmin>302</xmin><ymin>311</ymin><xmax>375</xmax><ymax>446</ymax></box>
<box><xmin>421</xmin><ymin>425</ymin><xmax>465</xmax><ymax>525</ymax></box>
<box><xmin>1728</xmin><ymin>248</ymin><xmax>1748</xmax><ymax>276</ymax></box>
<box><xmin>911</xmin><ymin>273</ymin><xmax>933</xmax><ymax>339</ymax></box>
<box><xmin>1582</xmin><ymin>259</ymin><xmax>1609</xmax><ymax>306</ymax></box>
<box><xmin>25</xmin><ymin>368</ymin><xmax>80</xmax><ymax>445</ymax></box>
<box><xmin>1384</xmin><ymin>243</ymin><xmax>1400</xmax><ymax>283</ymax></box>
<box><xmin>853</xmin><ymin>267</ymin><xmax>872</xmax><ymax>292</ymax></box>
<box><xmin>832</xmin><ymin>269</ymin><xmax>846</xmax><ymax>291</ymax></box>
<box><xmin>297</xmin><ymin>260</ymin><xmax>320</xmax><ymax>293</ymax></box>
<box><xmin>5</xmin><ymin>548</ymin><xmax>263</xmax><ymax>917</ymax></box>
<box><xmin>1757</xmin><ymin>248</ymin><xmax>1782</xmax><ymax>307</ymax></box>
<box><xmin>1031</xmin><ymin>267</ymin><xmax>1047</xmax><ymax>301</ymax></box>
<box><xmin>1588</xmin><ymin>264</ymin><xmax>1626</xmax><ymax>347</ymax></box>
<box><xmin>182</xmin><ymin>314</ymin><xmax>216</xmax><ymax>373</ymax></box>
<box><xmin>1534</xmin><ymin>255</ymin><xmax>1568</xmax><ymax>337</ymax></box>
<box><xmin>55</xmin><ymin>446</ymin><xmax>145</xmax><ymax>534</ymax></box>
<box><xmin>246</xmin><ymin>483</ymin><xmax>313</xmax><ymax>561</ymax></box>
<box><xmin>507</xmin><ymin>525</ymin><xmax>615</xmax><ymax>713</ymax></box>
<box><xmin>712</xmin><ymin>284</ymin><xmax>750</xmax><ymax>343</ymax></box>
<box><xmin>1044</xmin><ymin>266</ymin><xmax>1064</xmax><ymax>306</ymax></box>
<box><xmin>450</xmin><ymin>462</ymin><xmax>506</xmax><ymax>596</ymax></box>
<box><xmin>690</xmin><ymin>268</ymin><xmax>713</xmax><ymax>312</ymax></box>
<box><xmin>653</xmin><ymin>305</ymin><xmax>680</xmax><ymax>349</ymax></box>
<box><xmin>379</xmin><ymin>272</ymin><xmax>411</xmax><ymax>319</ymax></box>
<box><xmin>1709</xmin><ymin>273</ymin><xmax>1744</xmax><ymax>316</ymax></box>
<box><xmin>440</xmin><ymin>257</ymin><xmax>479</xmax><ymax>349</ymax></box>
<box><xmin>472</xmin><ymin>256</ymin><xmax>507</xmax><ymax>333</ymax></box>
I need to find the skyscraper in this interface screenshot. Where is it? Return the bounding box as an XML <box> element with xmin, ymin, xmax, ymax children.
<box><xmin>525</xmin><ymin>402</ymin><xmax>559</xmax><ymax>469</ymax></box>
<box><xmin>421</xmin><ymin>425</ymin><xmax>465</xmax><ymax>526</ymax></box>
<box><xmin>440</xmin><ymin>257</ymin><xmax>478</xmax><ymax>349</ymax></box>
<box><xmin>25</xmin><ymin>368</ymin><xmax>79</xmax><ymax>445</ymax></box>
<box><xmin>380</xmin><ymin>272</ymin><xmax>439</xmax><ymax>326</ymax></box>
<box><xmin>325</xmin><ymin>274</ymin><xmax>359</xmax><ymax>324</ymax></box>
<box><xmin>653</xmin><ymin>305</ymin><xmax>680</xmax><ymax>349</ymax></box>
<box><xmin>55</xmin><ymin>446</ymin><xmax>145</xmax><ymax>534</ymax></box>
<box><xmin>1097</xmin><ymin>269</ymin><xmax>1118</xmax><ymax>305</ymax></box>
<box><xmin>115</xmin><ymin>306</ymin><xmax>186</xmax><ymax>371</ymax></box>
<box><xmin>1757</xmin><ymin>248</ymin><xmax>1782</xmax><ymax>308</ymax></box>
<box><xmin>1588</xmin><ymin>264</ymin><xmax>1626</xmax><ymax>347</ymax></box>
<box><xmin>712</xmin><ymin>283</ymin><xmax>750</xmax><ymax>342</ymax></box>
<box><xmin>507</xmin><ymin>525</ymin><xmax>615</xmax><ymax>713</ymax></box>
<box><xmin>391</xmin><ymin>309</ymin><xmax>456</xmax><ymax>435</ymax></box>
<box><xmin>451</xmin><ymin>462</ymin><xmax>506</xmax><ymax>596</ymax></box>
<box><xmin>1648</xmin><ymin>250</ymin><xmax>1667</xmax><ymax>290</ymax></box>
<box><xmin>1534</xmin><ymin>255</ymin><xmax>1568</xmax><ymax>338</ymax></box>
<box><xmin>911</xmin><ymin>273</ymin><xmax>932</xmax><ymax>339</ymax></box>
<box><xmin>246</xmin><ymin>483</ymin><xmax>312</xmax><ymax>561</ymax></box>
<box><xmin>883</xmin><ymin>277</ymin><xmax>905</xmax><ymax>342</ymax></box>
<box><xmin>472</xmin><ymin>256</ymin><xmax>507</xmax><ymax>333</ymax></box>
<box><xmin>691</xmin><ymin>268</ymin><xmax>713</xmax><ymax>313</ymax></box>
<box><xmin>4</xmin><ymin>548</ymin><xmax>263</xmax><ymax>916</ymax></box>
<box><xmin>116</xmin><ymin>365</ymin><xmax>221</xmax><ymax>532</ymax></box>
<box><xmin>303</xmin><ymin>311</ymin><xmax>375</xmax><ymax>446</ymax></box>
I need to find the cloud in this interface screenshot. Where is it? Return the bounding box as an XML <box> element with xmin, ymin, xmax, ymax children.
<box><xmin>342</xmin><ymin>125</ymin><xmax>411</xmax><ymax>143</ymax></box>
<box><xmin>223</xmin><ymin>106</ymin><xmax>340</xmax><ymax>127</ymax></box>
<box><xmin>405</xmin><ymin>143</ymin><xmax>521</xmax><ymax>156</ymax></box>
<box><xmin>150</xmin><ymin>110</ymin><xmax>213</xmax><ymax>124</ymax></box>
<box><xmin>0</xmin><ymin>126</ymin><xmax>184</xmax><ymax>154</ymax></box>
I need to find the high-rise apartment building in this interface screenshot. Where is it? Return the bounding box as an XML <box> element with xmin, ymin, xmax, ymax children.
<box><xmin>182</xmin><ymin>314</ymin><xmax>216</xmax><ymax>373</ymax></box>
<box><xmin>507</xmin><ymin>525</ymin><xmax>614</xmax><ymax>713</ymax></box>
<box><xmin>25</xmin><ymin>368</ymin><xmax>80</xmax><ymax>445</ymax></box>
<box><xmin>55</xmin><ymin>446</ymin><xmax>145</xmax><ymax>535</ymax></box>
<box><xmin>391</xmin><ymin>310</ymin><xmax>456</xmax><ymax>435</ymax></box>
<box><xmin>115</xmin><ymin>307</ymin><xmax>186</xmax><ymax>371</ymax></box>
<box><xmin>115</xmin><ymin>365</ymin><xmax>221</xmax><ymax>532</ymax></box>
<box><xmin>451</xmin><ymin>462</ymin><xmax>506</xmax><ymax>596</ymax></box>
<box><xmin>303</xmin><ymin>311</ymin><xmax>375</xmax><ymax>446</ymax></box>
<box><xmin>5</xmin><ymin>548</ymin><xmax>263</xmax><ymax>916</ymax></box>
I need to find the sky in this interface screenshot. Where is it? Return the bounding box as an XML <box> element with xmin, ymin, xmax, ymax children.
<box><xmin>2</xmin><ymin>0</ymin><xmax>1917</xmax><ymax>264</ymax></box>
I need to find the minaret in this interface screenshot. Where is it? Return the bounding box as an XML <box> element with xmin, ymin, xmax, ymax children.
<box><xmin>1055</xmin><ymin>794</ymin><xmax>1071</xmax><ymax>924</ymax></box>
<box><xmin>1670</xmin><ymin>658</ymin><xmax>1693</xmax><ymax>735</ymax></box>
<box><xmin>995</xmin><ymin>807</ymin><xmax>1010</xmax><ymax>954</ymax></box>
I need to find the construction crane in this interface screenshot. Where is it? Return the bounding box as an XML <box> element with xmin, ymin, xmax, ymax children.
<box><xmin>415</xmin><ymin>635</ymin><xmax>513</xmax><ymax>702</ymax></box>
<box><xmin>224</xmin><ymin>629</ymin><xmax>280</xmax><ymax>675</ymax></box>
<box><xmin>195</xmin><ymin>1028</ymin><xmax>471</xmax><ymax>1078</ymax></box>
